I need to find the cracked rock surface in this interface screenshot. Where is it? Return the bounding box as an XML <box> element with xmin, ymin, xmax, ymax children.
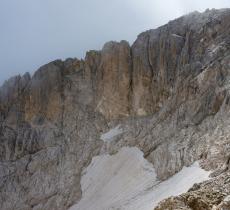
<box><xmin>0</xmin><ymin>8</ymin><xmax>230</xmax><ymax>210</ymax></box>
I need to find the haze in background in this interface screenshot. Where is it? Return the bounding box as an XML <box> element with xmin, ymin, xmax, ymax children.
<box><xmin>0</xmin><ymin>0</ymin><xmax>230</xmax><ymax>84</ymax></box>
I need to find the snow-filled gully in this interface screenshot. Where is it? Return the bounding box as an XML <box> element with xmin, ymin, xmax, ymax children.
<box><xmin>69</xmin><ymin>147</ymin><xmax>210</xmax><ymax>210</ymax></box>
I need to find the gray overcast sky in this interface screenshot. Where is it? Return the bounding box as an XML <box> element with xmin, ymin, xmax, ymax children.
<box><xmin>0</xmin><ymin>0</ymin><xmax>230</xmax><ymax>84</ymax></box>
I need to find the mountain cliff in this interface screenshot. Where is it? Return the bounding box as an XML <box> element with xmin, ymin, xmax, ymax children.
<box><xmin>0</xmin><ymin>8</ymin><xmax>230</xmax><ymax>210</ymax></box>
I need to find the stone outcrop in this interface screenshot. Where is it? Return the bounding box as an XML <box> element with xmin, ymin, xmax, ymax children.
<box><xmin>0</xmin><ymin>8</ymin><xmax>230</xmax><ymax>210</ymax></box>
<box><xmin>155</xmin><ymin>172</ymin><xmax>230</xmax><ymax>210</ymax></box>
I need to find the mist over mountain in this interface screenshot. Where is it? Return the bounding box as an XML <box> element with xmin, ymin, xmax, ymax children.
<box><xmin>0</xmin><ymin>7</ymin><xmax>230</xmax><ymax>210</ymax></box>
<box><xmin>1</xmin><ymin>0</ymin><xmax>230</xmax><ymax>84</ymax></box>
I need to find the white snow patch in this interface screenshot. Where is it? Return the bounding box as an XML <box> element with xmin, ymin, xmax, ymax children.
<box><xmin>171</xmin><ymin>34</ymin><xmax>184</xmax><ymax>39</ymax></box>
<box><xmin>69</xmin><ymin>147</ymin><xmax>210</xmax><ymax>210</ymax></box>
<box><xmin>100</xmin><ymin>125</ymin><xmax>123</xmax><ymax>142</ymax></box>
<box><xmin>123</xmin><ymin>161</ymin><xmax>211</xmax><ymax>210</ymax></box>
<box><xmin>208</xmin><ymin>44</ymin><xmax>221</xmax><ymax>56</ymax></box>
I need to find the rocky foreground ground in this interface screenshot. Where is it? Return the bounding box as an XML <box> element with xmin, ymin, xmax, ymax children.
<box><xmin>0</xmin><ymin>8</ymin><xmax>230</xmax><ymax>210</ymax></box>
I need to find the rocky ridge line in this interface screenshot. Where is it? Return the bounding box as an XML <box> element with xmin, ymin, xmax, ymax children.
<box><xmin>0</xmin><ymin>8</ymin><xmax>230</xmax><ymax>210</ymax></box>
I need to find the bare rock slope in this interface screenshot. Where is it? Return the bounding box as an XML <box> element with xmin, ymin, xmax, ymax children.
<box><xmin>0</xmin><ymin>8</ymin><xmax>230</xmax><ymax>210</ymax></box>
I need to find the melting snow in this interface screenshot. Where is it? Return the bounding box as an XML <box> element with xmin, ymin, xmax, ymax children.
<box><xmin>171</xmin><ymin>34</ymin><xmax>184</xmax><ymax>39</ymax></box>
<box><xmin>100</xmin><ymin>125</ymin><xmax>123</xmax><ymax>142</ymax></box>
<box><xmin>69</xmin><ymin>147</ymin><xmax>210</xmax><ymax>210</ymax></box>
<box><xmin>123</xmin><ymin>161</ymin><xmax>211</xmax><ymax>210</ymax></box>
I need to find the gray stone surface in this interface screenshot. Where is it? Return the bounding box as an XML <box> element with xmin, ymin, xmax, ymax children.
<box><xmin>0</xmin><ymin>8</ymin><xmax>230</xmax><ymax>210</ymax></box>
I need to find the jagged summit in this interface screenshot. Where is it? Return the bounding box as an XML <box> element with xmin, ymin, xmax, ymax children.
<box><xmin>2</xmin><ymin>8</ymin><xmax>230</xmax><ymax>87</ymax></box>
<box><xmin>0</xmin><ymin>8</ymin><xmax>230</xmax><ymax>210</ymax></box>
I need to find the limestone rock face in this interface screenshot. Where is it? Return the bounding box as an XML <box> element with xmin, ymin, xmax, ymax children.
<box><xmin>131</xmin><ymin>9</ymin><xmax>230</xmax><ymax>118</ymax></box>
<box><xmin>94</xmin><ymin>40</ymin><xmax>132</xmax><ymax>119</ymax></box>
<box><xmin>25</xmin><ymin>60</ymin><xmax>65</xmax><ymax>123</ymax></box>
<box><xmin>0</xmin><ymin>8</ymin><xmax>230</xmax><ymax>210</ymax></box>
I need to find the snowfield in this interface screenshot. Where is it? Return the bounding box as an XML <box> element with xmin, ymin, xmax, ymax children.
<box><xmin>100</xmin><ymin>125</ymin><xmax>123</xmax><ymax>142</ymax></box>
<box><xmin>69</xmin><ymin>147</ymin><xmax>210</xmax><ymax>210</ymax></box>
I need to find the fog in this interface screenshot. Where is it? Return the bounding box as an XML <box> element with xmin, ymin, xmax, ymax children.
<box><xmin>0</xmin><ymin>0</ymin><xmax>229</xmax><ymax>84</ymax></box>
